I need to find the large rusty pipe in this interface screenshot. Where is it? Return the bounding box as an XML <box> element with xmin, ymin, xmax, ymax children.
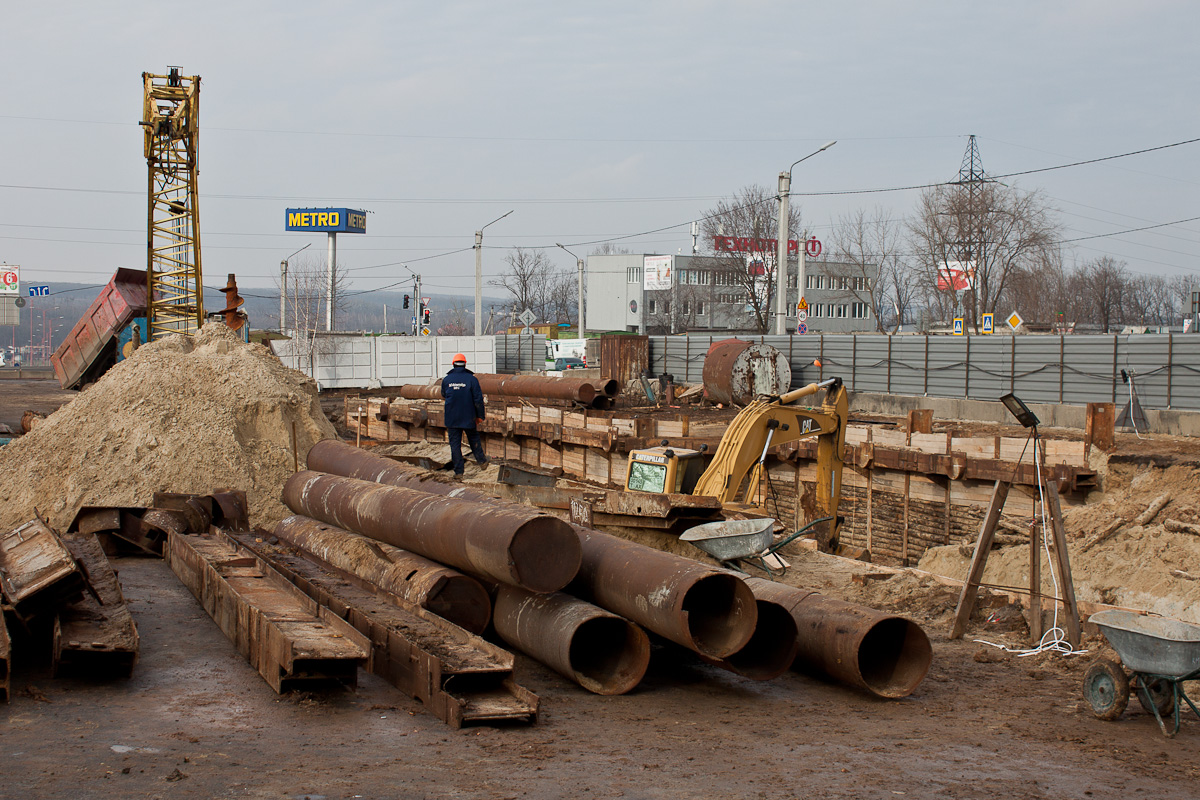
<box><xmin>700</xmin><ymin>595</ymin><xmax>800</xmax><ymax>681</ymax></box>
<box><xmin>397</xmin><ymin>384</ymin><xmax>442</xmax><ymax>401</ymax></box>
<box><xmin>702</xmin><ymin>339</ymin><xmax>791</xmax><ymax>406</ymax></box>
<box><xmin>493</xmin><ymin>585</ymin><xmax>650</xmax><ymax>696</ymax></box>
<box><xmin>307</xmin><ymin>441</ymin><xmax>756</xmax><ymax>659</ymax></box>
<box><xmin>745</xmin><ymin>578</ymin><xmax>932</xmax><ymax>698</ymax></box>
<box><xmin>572</xmin><ymin>528</ymin><xmax>756</xmax><ymax>659</ymax></box>
<box><xmin>274</xmin><ymin>514</ymin><xmax>492</xmax><ymax>634</ymax></box>
<box><xmin>475</xmin><ymin>374</ymin><xmax>596</xmax><ymax>404</ymax></box>
<box><xmin>281</xmin><ymin>471</ymin><xmax>581</xmax><ymax>593</ymax></box>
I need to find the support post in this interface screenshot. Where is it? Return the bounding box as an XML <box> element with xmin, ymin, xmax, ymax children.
<box><xmin>774</xmin><ymin>172</ymin><xmax>790</xmax><ymax>336</ymax></box>
<box><xmin>1044</xmin><ymin>480</ymin><xmax>1082</xmax><ymax>648</ymax></box>
<box><xmin>950</xmin><ymin>480</ymin><xmax>1010</xmax><ymax>639</ymax></box>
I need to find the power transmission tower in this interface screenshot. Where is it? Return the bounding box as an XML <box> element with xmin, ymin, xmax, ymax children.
<box><xmin>950</xmin><ymin>134</ymin><xmax>990</xmax><ymax>328</ymax></box>
<box><xmin>142</xmin><ymin>68</ymin><xmax>204</xmax><ymax>340</ymax></box>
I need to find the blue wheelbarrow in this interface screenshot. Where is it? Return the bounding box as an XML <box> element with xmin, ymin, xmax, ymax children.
<box><xmin>1082</xmin><ymin>610</ymin><xmax>1200</xmax><ymax>737</ymax></box>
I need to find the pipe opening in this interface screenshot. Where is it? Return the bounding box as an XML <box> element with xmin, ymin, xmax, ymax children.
<box><xmin>509</xmin><ymin>518</ymin><xmax>582</xmax><ymax>593</ymax></box>
<box><xmin>680</xmin><ymin>573</ymin><xmax>757</xmax><ymax>658</ymax></box>
<box><xmin>857</xmin><ymin>617</ymin><xmax>933</xmax><ymax>698</ymax></box>
<box><xmin>568</xmin><ymin>616</ymin><xmax>651</xmax><ymax>696</ymax></box>
<box><xmin>722</xmin><ymin>601</ymin><xmax>799</xmax><ymax>681</ymax></box>
<box><xmin>423</xmin><ymin>575</ymin><xmax>492</xmax><ymax>634</ymax></box>
<box><xmin>599</xmin><ymin>379</ymin><xmax>621</xmax><ymax>397</ymax></box>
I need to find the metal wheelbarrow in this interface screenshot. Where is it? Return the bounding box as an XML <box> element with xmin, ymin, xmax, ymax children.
<box><xmin>1082</xmin><ymin>610</ymin><xmax>1200</xmax><ymax>737</ymax></box>
<box><xmin>680</xmin><ymin>516</ymin><xmax>833</xmax><ymax>575</ymax></box>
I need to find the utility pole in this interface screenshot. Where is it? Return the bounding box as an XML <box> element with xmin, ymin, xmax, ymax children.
<box><xmin>556</xmin><ymin>243</ymin><xmax>586</xmax><ymax>338</ymax></box>
<box><xmin>279</xmin><ymin>260</ymin><xmax>287</xmax><ymax>334</ymax></box>
<box><xmin>775</xmin><ymin>171</ymin><xmax>791</xmax><ymax>336</ymax></box>
<box><xmin>475</xmin><ymin>210</ymin><xmax>514</xmax><ymax>336</ymax></box>
<box><xmin>691</xmin><ymin>221</ymin><xmax>699</xmax><ymax>255</ymax></box>
<box><xmin>953</xmin><ymin>135</ymin><xmax>988</xmax><ymax>331</ymax></box>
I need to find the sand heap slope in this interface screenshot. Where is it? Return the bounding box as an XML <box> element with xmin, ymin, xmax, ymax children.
<box><xmin>0</xmin><ymin>323</ymin><xmax>336</xmax><ymax>532</ymax></box>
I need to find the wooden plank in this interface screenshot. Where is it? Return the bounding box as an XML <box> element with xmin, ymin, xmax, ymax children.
<box><xmin>844</xmin><ymin>426</ymin><xmax>870</xmax><ymax>446</ymax></box>
<box><xmin>872</xmin><ymin>429</ymin><xmax>908</xmax><ymax>448</ymax></box>
<box><xmin>0</xmin><ymin>613</ymin><xmax>9</xmax><ymax>703</ymax></box>
<box><xmin>1029</xmin><ymin>511</ymin><xmax>1043</xmax><ymax>643</ymax></box>
<box><xmin>1044</xmin><ymin>480</ymin><xmax>1082</xmax><ymax>648</ymax></box>
<box><xmin>655</xmin><ymin>420</ymin><xmax>685</xmax><ymax>439</ymax></box>
<box><xmin>54</xmin><ymin>533</ymin><xmax>139</xmax><ymax>678</ymax></box>
<box><xmin>165</xmin><ymin>531</ymin><xmax>369</xmax><ymax>694</ymax></box>
<box><xmin>951</xmin><ymin>481</ymin><xmax>1010</xmax><ymax>639</ymax></box>
<box><xmin>909</xmin><ymin>433</ymin><xmax>949</xmax><ymax>454</ymax></box>
<box><xmin>232</xmin><ymin>533</ymin><xmax>537</xmax><ymax>729</ymax></box>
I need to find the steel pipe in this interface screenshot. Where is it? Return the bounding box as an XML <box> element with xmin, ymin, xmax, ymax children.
<box><xmin>493</xmin><ymin>585</ymin><xmax>650</xmax><ymax>695</ymax></box>
<box><xmin>274</xmin><ymin>514</ymin><xmax>492</xmax><ymax>633</ymax></box>
<box><xmin>475</xmin><ymin>374</ymin><xmax>596</xmax><ymax>404</ymax></box>
<box><xmin>307</xmin><ymin>441</ymin><xmax>756</xmax><ymax>659</ymax></box>
<box><xmin>572</xmin><ymin>527</ymin><xmax>756</xmax><ymax>659</ymax></box>
<box><xmin>700</xmin><ymin>594</ymin><xmax>800</xmax><ymax>681</ymax></box>
<box><xmin>281</xmin><ymin>471</ymin><xmax>581</xmax><ymax>593</ymax></box>
<box><xmin>745</xmin><ymin>578</ymin><xmax>932</xmax><ymax>698</ymax></box>
<box><xmin>396</xmin><ymin>384</ymin><xmax>442</xmax><ymax>401</ymax></box>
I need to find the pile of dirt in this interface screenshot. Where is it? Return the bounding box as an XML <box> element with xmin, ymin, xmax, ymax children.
<box><xmin>919</xmin><ymin>461</ymin><xmax>1200</xmax><ymax>623</ymax></box>
<box><xmin>0</xmin><ymin>323</ymin><xmax>336</xmax><ymax>533</ymax></box>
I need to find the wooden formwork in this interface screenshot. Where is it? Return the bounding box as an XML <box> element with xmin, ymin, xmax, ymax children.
<box><xmin>165</xmin><ymin>531</ymin><xmax>370</xmax><ymax>694</ymax></box>
<box><xmin>231</xmin><ymin>532</ymin><xmax>538</xmax><ymax>728</ymax></box>
<box><xmin>0</xmin><ymin>519</ymin><xmax>85</xmax><ymax>623</ymax></box>
<box><xmin>349</xmin><ymin>397</ymin><xmax>1098</xmax><ymax>567</ymax></box>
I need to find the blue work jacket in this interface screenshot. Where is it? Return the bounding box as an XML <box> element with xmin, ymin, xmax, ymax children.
<box><xmin>441</xmin><ymin>365</ymin><xmax>485</xmax><ymax>428</ymax></box>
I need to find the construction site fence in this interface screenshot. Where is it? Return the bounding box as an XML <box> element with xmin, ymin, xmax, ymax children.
<box><xmin>495</xmin><ymin>334</ymin><xmax>550</xmax><ymax>373</ymax></box>
<box><xmin>644</xmin><ymin>333</ymin><xmax>1200</xmax><ymax>412</ymax></box>
<box><xmin>271</xmin><ymin>334</ymin><xmax>497</xmax><ymax>390</ymax></box>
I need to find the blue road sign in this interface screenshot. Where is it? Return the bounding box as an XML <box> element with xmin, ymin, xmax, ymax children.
<box><xmin>797</xmin><ymin>322</ymin><xmax>808</xmax><ymax>335</ymax></box>
<box><xmin>28</xmin><ymin>286</ymin><xmax>50</xmax><ymax>297</ymax></box>
<box><xmin>953</xmin><ymin>318</ymin><xmax>964</xmax><ymax>335</ymax></box>
<box><xmin>982</xmin><ymin>313</ymin><xmax>994</xmax><ymax>333</ymax></box>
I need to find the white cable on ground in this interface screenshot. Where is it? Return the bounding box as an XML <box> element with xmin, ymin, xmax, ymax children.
<box><xmin>975</xmin><ymin>432</ymin><xmax>1088</xmax><ymax>658</ymax></box>
<box><xmin>1127</xmin><ymin>377</ymin><xmax>1145</xmax><ymax>440</ymax></box>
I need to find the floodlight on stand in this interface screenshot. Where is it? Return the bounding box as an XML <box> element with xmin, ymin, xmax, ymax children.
<box><xmin>1000</xmin><ymin>393</ymin><xmax>1039</xmax><ymax>429</ymax></box>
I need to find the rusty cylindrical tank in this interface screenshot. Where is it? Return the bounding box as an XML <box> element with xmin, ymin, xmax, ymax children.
<box><xmin>702</xmin><ymin>339</ymin><xmax>792</xmax><ymax>406</ymax></box>
<box><xmin>307</xmin><ymin>440</ymin><xmax>756</xmax><ymax>659</ymax></box>
<box><xmin>745</xmin><ymin>578</ymin><xmax>932</xmax><ymax>698</ymax></box>
<box><xmin>700</xmin><ymin>593</ymin><xmax>800</xmax><ymax>681</ymax></box>
<box><xmin>281</xmin><ymin>471</ymin><xmax>581</xmax><ymax>594</ymax></box>
<box><xmin>274</xmin><ymin>514</ymin><xmax>492</xmax><ymax>634</ymax></box>
<box><xmin>493</xmin><ymin>585</ymin><xmax>650</xmax><ymax>695</ymax></box>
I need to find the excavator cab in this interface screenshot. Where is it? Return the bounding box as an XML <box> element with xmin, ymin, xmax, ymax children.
<box><xmin>625</xmin><ymin>445</ymin><xmax>708</xmax><ymax>494</ymax></box>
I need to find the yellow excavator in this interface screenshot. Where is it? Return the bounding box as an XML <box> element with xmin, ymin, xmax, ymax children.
<box><xmin>624</xmin><ymin>377</ymin><xmax>848</xmax><ymax>551</ymax></box>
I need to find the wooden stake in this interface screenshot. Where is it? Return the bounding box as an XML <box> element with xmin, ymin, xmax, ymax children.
<box><xmin>1028</xmin><ymin>507</ymin><xmax>1043</xmax><ymax>642</ymax></box>
<box><xmin>1044</xmin><ymin>480</ymin><xmax>1081</xmax><ymax>648</ymax></box>
<box><xmin>951</xmin><ymin>480</ymin><xmax>1010</xmax><ymax>639</ymax></box>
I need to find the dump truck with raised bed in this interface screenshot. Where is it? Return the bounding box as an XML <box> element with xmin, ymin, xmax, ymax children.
<box><xmin>51</xmin><ymin>268</ymin><xmax>148</xmax><ymax>390</ymax></box>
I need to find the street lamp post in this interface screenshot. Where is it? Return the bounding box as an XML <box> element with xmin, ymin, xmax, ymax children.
<box><xmin>280</xmin><ymin>243</ymin><xmax>311</xmax><ymax>334</ymax></box>
<box><xmin>775</xmin><ymin>140</ymin><xmax>837</xmax><ymax>335</ymax></box>
<box><xmin>555</xmin><ymin>243</ymin><xmax>585</xmax><ymax>339</ymax></box>
<box><xmin>475</xmin><ymin>210</ymin><xmax>514</xmax><ymax>336</ymax></box>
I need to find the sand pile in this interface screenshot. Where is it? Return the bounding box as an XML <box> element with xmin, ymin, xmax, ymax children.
<box><xmin>919</xmin><ymin>461</ymin><xmax>1200</xmax><ymax>623</ymax></box>
<box><xmin>0</xmin><ymin>323</ymin><xmax>336</xmax><ymax>533</ymax></box>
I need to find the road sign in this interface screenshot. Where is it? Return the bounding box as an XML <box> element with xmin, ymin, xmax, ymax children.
<box><xmin>518</xmin><ymin>308</ymin><xmax>536</xmax><ymax>326</ymax></box>
<box><xmin>797</xmin><ymin>322</ymin><xmax>808</xmax><ymax>335</ymax></box>
<box><xmin>953</xmin><ymin>318</ymin><xmax>964</xmax><ymax>335</ymax></box>
<box><xmin>14</xmin><ymin>297</ymin><xmax>26</xmax><ymax>308</ymax></box>
<box><xmin>0</xmin><ymin>267</ymin><xmax>18</xmax><ymax>295</ymax></box>
<box><xmin>805</xmin><ymin>237</ymin><xmax>822</xmax><ymax>258</ymax></box>
<box><xmin>797</xmin><ymin>309</ymin><xmax>808</xmax><ymax>323</ymax></box>
<box><xmin>421</xmin><ymin>326</ymin><xmax>431</xmax><ymax>336</ymax></box>
<box><xmin>981</xmin><ymin>313</ymin><xmax>994</xmax><ymax>334</ymax></box>
<box><xmin>1006</xmin><ymin>311</ymin><xmax>1024</xmax><ymax>330</ymax></box>
<box><xmin>797</xmin><ymin>297</ymin><xmax>808</xmax><ymax>311</ymax></box>
<box><xmin>28</xmin><ymin>286</ymin><xmax>49</xmax><ymax>297</ymax></box>
<box><xmin>411</xmin><ymin>316</ymin><xmax>418</xmax><ymax>325</ymax></box>
<box><xmin>421</xmin><ymin>297</ymin><xmax>431</xmax><ymax>306</ymax></box>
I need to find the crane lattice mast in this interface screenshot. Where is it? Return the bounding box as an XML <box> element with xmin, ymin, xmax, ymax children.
<box><xmin>141</xmin><ymin>68</ymin><xmax>204</xmax><ymax>340</ymax></box>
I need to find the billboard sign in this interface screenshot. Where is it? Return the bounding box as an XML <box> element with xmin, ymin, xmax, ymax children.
<box><xmin>285</xmin><ymin>208</ymin><xmax>367</xmax><ymax>233</ymax></box>
<box><xmin>937</xmin><ymin>261</ymin><xmax>975</xmax><ymax>292</ymax></box>
<box><xmin>0</xmin><ymin>266</ymin><xmax>18</xmax><ymax>295</ymax></box>
<box><xmin>643</xmin><ymin>255</ymin><xmax>673</xmax><ymax>291</ymax></box>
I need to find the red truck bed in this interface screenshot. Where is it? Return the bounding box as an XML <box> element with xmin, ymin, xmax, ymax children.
<box><xmin>51</xmin><ymin>268</ymin><xmax>148</xmax><ymax>390</ymax></box>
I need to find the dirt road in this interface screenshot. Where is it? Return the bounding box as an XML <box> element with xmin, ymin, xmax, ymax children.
<box><xmin>2</xmin><ymin>557</ymin><xmax>1196</xmax><ymax>800</ymax></box>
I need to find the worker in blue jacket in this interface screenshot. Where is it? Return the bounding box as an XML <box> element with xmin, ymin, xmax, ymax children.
<box><xmin>441</xmin><ymin>353</ymin><xmax>489</xmax><ymax>479</ymax></box>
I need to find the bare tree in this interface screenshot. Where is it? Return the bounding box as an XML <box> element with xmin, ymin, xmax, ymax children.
<box><xmin>1081</xmin><ymin>256</ymin><xmax>1127</xmax><ymax>332</ymax></box>
<box><xmin>699</xmin><ymin>184</ymin><xmax>803</xmax><ymax>334</ymax></box>
<box><xmin>909</xmin><ymin>182</ymin><xmax>1060</xmax><ymax>331</ymax></box>
<box><xmin>490</xmin><ymin>247</ymin><xmax>576</xmax><ymax>325</ymax></box>
<box><xmin>282</xmin><ymin>256</ymin><xmax>348</xmax><ymax>378</ymax></box>
<box><xmin>437</xmin><ymin>302</ymin><xmax>473</xmax><ymax>336</ymax></box>
<box><xmin>589</xmin><ymin>242</ymin><xmax>631</xmax><ymax>256</ymax></box>
<box><xmin>828</xmin><ymin>206</ymin><xmax>913</xmax><ymax>332</ymax></box>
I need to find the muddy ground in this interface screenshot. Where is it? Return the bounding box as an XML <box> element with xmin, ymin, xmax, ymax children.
<box><xmin>4</xmin><ymin>556</ymin><xmax>1198</xmax><ymax>800</ymax></box>
<box><xmin>4</xmin><ymin>379</ymin><xmax>1199</xmax><ymax>798</ymax></box>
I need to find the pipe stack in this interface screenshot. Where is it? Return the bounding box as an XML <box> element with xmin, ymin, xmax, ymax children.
<box><xmin>394</xmin><ymin>374</ymin><xmax>620</xmax><ymax>409</ymax></box>
<box><xmin>294</xmin><ymin>439</ymin><xmax>933</xmax><ymax>699</ymax></box>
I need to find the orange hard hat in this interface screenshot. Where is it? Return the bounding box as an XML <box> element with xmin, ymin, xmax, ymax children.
<box><xmin>452</xmin><ymin>353</ymin><xmax>467</xmax><ymax>364</ymax></box>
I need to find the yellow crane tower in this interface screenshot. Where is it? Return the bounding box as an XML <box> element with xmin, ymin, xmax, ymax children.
<box><xmin>141</xmin><ymin>68</ymin><xmax>204</xmax><ymax>340</ymax></box>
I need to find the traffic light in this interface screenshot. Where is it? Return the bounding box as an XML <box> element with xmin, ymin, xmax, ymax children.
<box><xmin>422</xmin><ymin>309</ymin><xmax>431</xmax><ymax>324</ymax></box>
<box><xmin>403</xmin><ymin>294</ymin><xmax>410</xmax><ymax>309</ymax></box>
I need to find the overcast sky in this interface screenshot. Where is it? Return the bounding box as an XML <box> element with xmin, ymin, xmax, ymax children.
<box><xmin>2</xmin><ymin>1</ymin><xmax>1197</xmax><ymax>308</ymax></box>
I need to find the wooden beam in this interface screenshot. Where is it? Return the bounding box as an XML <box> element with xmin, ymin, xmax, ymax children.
<box><xmin>1044</xmin><ymin>480</ymin><xmax>1082</xmax><ymax>648</ymax></box>
<box><xmin>54</xmin><ymin>533</ymin><xmax>140</xmax><ymax>678</ymax></box>
<box><xmin>950</xmin><ymin>480</ymin><xmax>1010</xmax><ymax>639</ymax></box>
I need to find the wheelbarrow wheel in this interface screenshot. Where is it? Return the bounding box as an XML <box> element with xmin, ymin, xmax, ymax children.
<box><xmin>1083</xmin><ymin>658</ymin><xmax>1129</xmax><ymax>721</ymax></box>
<box><xmin>1134</xmin><ymin>676</ymin><xmax>1176</xmax><ymax>717</ymax></box>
